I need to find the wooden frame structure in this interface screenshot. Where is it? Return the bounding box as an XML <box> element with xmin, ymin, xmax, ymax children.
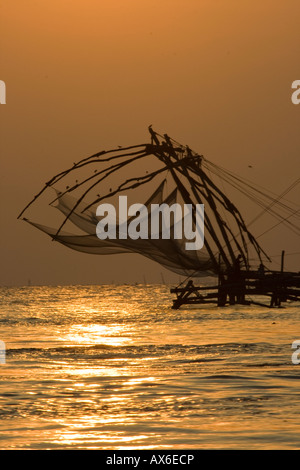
<box><xmin>18</xmin><ymin>127</ymin><xmax>300</xmax><ymax>309</ymax></box>
<box><xmin>171</xmin><ymin>262</ymin><xmax>300</xmax><ymax>309</ymax></box>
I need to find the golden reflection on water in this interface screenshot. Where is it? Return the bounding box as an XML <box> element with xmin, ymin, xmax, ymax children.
<box><xmin>51</xmin><ymin>430</ymin><xmax>150</xmax><ymax>448</ymax></box>
<box><xmin>3</xmin><ymin>286</ymin><xmax>300</xmax><ymax>449</ymax></box>
<box><xmin>64</xmin><ymin>323</ymin><xmax>134</xmax><ymax>347</ymax></box>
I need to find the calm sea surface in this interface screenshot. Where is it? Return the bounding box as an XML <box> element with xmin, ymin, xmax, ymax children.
<box><xmin>1</xmin><ymin>284</ymin><xmax>300</xmax><ymax>450</ymax></box>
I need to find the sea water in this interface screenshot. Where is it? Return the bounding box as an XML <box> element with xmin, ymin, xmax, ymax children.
<box><xmin>0</xmin><ymin>284</ymin><xmax>300</xmax><ymax>450</ymax></box>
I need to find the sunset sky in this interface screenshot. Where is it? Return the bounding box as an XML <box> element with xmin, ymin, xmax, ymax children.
<box><xmin>1</xmin><ymin>0</ymin><xmax>299</xmax><ymax>286</ymax></box>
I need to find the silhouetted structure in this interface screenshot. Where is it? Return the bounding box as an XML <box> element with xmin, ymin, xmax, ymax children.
<box><xmin>18</xmin><ymin>127</ymin><xmax>300</xmax><ymax>308</ymax></box>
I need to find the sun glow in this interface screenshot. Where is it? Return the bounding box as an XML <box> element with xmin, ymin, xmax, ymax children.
<box><xmin>64</xmin><ymin>323</ymin><xmax>134</xmax><ymax>347</ymax></box>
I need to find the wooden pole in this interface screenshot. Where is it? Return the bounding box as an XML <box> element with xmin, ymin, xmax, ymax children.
<box><xmin>281</xmin><ymin>250</ymin><xmax>285</xmax><ymax>273</ymax></box>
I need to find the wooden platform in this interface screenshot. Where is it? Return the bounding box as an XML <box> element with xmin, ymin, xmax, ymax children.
<box><xmin>171</xmin><ymin>270</ymin><xmax>300</xmax><ymax>309</ymax></box>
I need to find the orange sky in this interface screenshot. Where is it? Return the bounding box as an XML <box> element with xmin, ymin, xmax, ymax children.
<box><xmin>1</xmin><ymin>0</ymin><xmax>299</xmax><ymax>285</ymax></box>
